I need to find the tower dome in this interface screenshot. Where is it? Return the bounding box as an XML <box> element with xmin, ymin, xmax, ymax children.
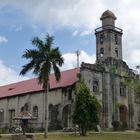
<box><xmin>100</xmin><ymin>10</ymin><xmax>116</xmax><ymax>20</ymax></box>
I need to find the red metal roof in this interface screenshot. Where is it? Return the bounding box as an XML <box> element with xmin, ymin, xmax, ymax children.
<box><xmin>0</xmin><ymin>68</ymin><xmax>80</xmax><ymax>99</ymax></box>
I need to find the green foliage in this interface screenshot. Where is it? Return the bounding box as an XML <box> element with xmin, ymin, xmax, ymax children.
<box><xmin>137</xmin><ymin>123</ymin><xmax>140</xmax><ymax>131</ymax></box>
<box><xmin>26</xmin><ymin>125</ymin><xmax>35</xmax><ymax>133</ymax></box>
<box><xmin>20</xmin><ymin>33</ymin><xmax>64</xmax><ymax>90</ymax></box>
<box><xmin>119</xmin><ymin>121</ymin><xmax>128</xmax><ymax>130</ymax></box>
<box><xmin>72</xmin><ymin>81</ymin><xmax>99</xmax><ymax>136</ymax></box>
<box><xmin>112</xmin><ymin>121</ymin><xmax>120</xmax><ymax>131</ymax></box>
<box><xmin>124</xmin><ymin>73</ymin><xmax>140</xmax><ymax>104</ymax></box>
<box><xmin>112</xmin><ymin>121</ymin><xmax>127</xmax><ymax>131</ymax></box>
<box><xmin>134</xmin><ymin>82</ymin><xmax>140</xmax><ymax>100</ymax></box>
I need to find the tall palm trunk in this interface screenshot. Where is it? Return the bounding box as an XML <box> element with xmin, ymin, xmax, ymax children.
<box><xmin>44</xmin><ymin>84</ymin><xmax>49</xmax><ymax>138</ymax></box>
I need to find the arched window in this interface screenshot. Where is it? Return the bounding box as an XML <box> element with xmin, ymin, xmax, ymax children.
<box><xmin>93</xmin><ymin>80</ymin><xmax>99</xmax><ymax>93</ymax></box>
<box><xmin>115</xmin><ymin>34</ymin><xmax>118</xmax><ymax>44</ymax></box>
<box><xmin>100</xmin><ymin>48</ymin><xmax>104</xmax><ymax>57</ymax></box>
<box><xmin>115</xmin><ymin>48</ymin><xmax>118</xmax><ymax>57</ymax></box>
<box><xmin>24</xmin><ymin>103</ymin><xmax>28</xmax><ymax>111</ymax></box>
<box><xmin>0</xmin><ymin>109</ymin><xmax>4</xmax><ymax>122</ymax></box>
<box><xmin>100</xmin><ymin>34</ymin><xmax>104</xmax><ymax>44</ymax></box>
<box><xmin>33</xmin><ymin>106</ymin><xmax>38</xmax><ymax>118</ymax></box>
<box><xmin>62</xmin><ymin>105</ymin><xmax>69</xmax><ymax>127</ymax></box>
<box><xmin>21</xmin><ymin>106</ymin><xmax>24</xmax><ymax>112</ymax></box>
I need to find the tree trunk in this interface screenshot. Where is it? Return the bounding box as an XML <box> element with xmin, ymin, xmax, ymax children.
<box><xmin>44</xmin><ymin>84</ymin><xmax>49</xmax><ymax>138</ymax></box>
<box><xmin>80</xmin><ymin>125</ymin><xmax>87</xmax><ymax>136</ymax></box>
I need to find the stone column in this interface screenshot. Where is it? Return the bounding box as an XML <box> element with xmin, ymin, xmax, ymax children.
<box><xmin>103</xmin><ymin>72</ymin><xmax>113</xmax><ymax>129</ymax></box>
<box><xmin>114</xmin><ymin>76</ymin><xmax>120</xmax><ymax>122</ymax></box>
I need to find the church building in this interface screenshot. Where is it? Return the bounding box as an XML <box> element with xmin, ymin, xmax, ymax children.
<box><xmin>81</xmin><ymin>10</ymin><xmax>140</xmax><ymax>129</ymax></box>
<box><xmin>0</xmin><ymin>10</ymin><xmax>140</xmax><ymax>130</ymax></box>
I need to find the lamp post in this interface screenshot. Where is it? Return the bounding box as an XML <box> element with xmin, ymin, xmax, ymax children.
<box><xmin>75</xmin><ymin>50</ymin><xmax>81</xmax><ymax>68</ymax></box>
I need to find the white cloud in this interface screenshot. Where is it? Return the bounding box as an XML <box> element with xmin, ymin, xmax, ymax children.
<box><xmin>15</xmin><ymin>25</ymin><xmax>22</xmax><ymax>32</ymax></box>
<box><xmin>62</xmin><ymin>50</ymin><xmax>95</xmax><ymax>70</ymax></box>
<box><xmin>80</xmin><ymin>30</ymin><xmax>94</xmax><ymax>37</ymax></box>
<box><xmin>0</xmin><ymin>60</ymin><xmax>28</xmax><ymax>86</ymax></box>
<box><xmin>11</xmin><ymin>25</ymin><xmax>22</xmax><ymax>32</ymax></box>
<box><xmin>72</xmin><ymin>30</ymin><xmax>78</xmax><ymax>37</ymax></box>
<box><xmin>0</xmin><ymin>36</ymin><xmax>7</xmax><ymax>44</ymax></box>
<box><xmin>0</xmin><ymin>0</ymin><xmax>140</xmax><ymax>68</ymax></box>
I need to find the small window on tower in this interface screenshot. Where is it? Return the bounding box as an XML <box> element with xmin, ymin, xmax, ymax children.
<box><xmin>100</xmin><ymin>48</ymin><xmax>104</xmax><ymax>57</ymax></box>
<box><xmin>100</xmin><ymin>34</ymin><xmax>104</xmax><ymax>44</ymax></box>
<box><xmin>115</xmin><ymin>34</ymin><xmax>118</xmax><ymax>44</ymax></box>
<box><xmin>115</xmin><ymin>48</ymin><xmax>118</xmax><ymax>57</ymax></box>
<box><xmin>93</xmin><ymin>80</ymin><xmax>99</xmax><ymax>93</ymax></box>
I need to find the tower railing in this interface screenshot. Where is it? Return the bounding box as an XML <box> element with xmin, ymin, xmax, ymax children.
<box><xmin>95</xmin><ymin>25</ymin><xmax>123</xmax><ymax>33</ymax></box>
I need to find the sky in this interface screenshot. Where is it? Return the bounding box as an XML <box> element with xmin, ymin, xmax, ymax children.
<box><xmin>0</xmin><ymin>0</ymin><xmax>140</xmax><ymax>85</ymax></box>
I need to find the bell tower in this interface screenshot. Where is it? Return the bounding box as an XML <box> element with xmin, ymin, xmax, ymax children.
<box><xmin>95</xmin><ymin>10</ymin><xmax>123</xmax><ymax>62</ymax></box>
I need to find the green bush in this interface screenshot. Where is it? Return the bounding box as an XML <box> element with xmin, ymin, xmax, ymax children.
<box><xmin>112</xmin><ymin>121</ymin><xmax>127</xmax><ymax>131</ymax></box>
<box><xmin>137</xmin><ymin>123</ymin><xmax>140</xmax><ymax>131</ymax></box>
<box><xmin>119</xmin><ymin>121</ymin><xmax>127</xmax><ymax>130</ymax></box>
<box><xmin>26</xmin><ymin>125</ymin><xmax>35</xmax><ymax>133</ymax></box>
<box><xmin>112</xmin><ymin>121</ymin><xmax>120</xmax><ymax>131</ymax></box>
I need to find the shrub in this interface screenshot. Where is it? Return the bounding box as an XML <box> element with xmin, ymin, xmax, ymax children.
<box><xmin>120</xmin><ymin>121</ymin><xmax>127</xmax><ymax>130</ymax></box>
<box><xmin>26</xmin><ymin>125</ymin><xmax>35</xmax><ymax>133</ymax></box>
<box><xmin>112</xmin><ymin>121</ymin><xmax>120</xmax><ymax>131</ymax></box>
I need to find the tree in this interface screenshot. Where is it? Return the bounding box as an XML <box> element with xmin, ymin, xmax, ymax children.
<box><xmin>72</xmin><ymin>80</ymin><xmax>99</xmax><ymax>136</ymax></box>
<box><xmin>20</xmin><ymin>33</ymin><xmax>64</xmax><ymax>138</ymax></box>
<box><xmin>124</xmin><ymin>73</ymin><xmax>140</xmax><ymax>104</ymax></box>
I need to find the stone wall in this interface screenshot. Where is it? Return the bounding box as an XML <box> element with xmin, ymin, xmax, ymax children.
<box><xmin>0</xmin><ymin>85</ymin><xmax>75</xmax><ymax>130</ymax></box>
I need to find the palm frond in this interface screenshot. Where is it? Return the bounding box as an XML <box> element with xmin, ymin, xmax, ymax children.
<box><xmin>22</xmin><ymin>49</ymin><xmax>40</xmax><ymax>59</ymax></box>
<box><xmin>50</xmin><ymin>47</ymin><xmax>64</xmax><ymax>66</ymax></box>
<box><xmin>20</xmin><ymin>61</ymin><xmax>35</xmax><ymax>75</ymax></box>
<box><xmin>32</xmin><ymin>37</ymin><xmax>44</xmax><ymax>50</ymax></box>
<box><xmin>53</xmin><ymin>63</ymin><xmax>61</xmax><ymax>81</ymax></box>
<box><xmin>20</xmin><ymin>33</ymin><xmax>64</xmax><ymax>88</ymax></box>
<box><xmin>45</xmin><ymin>34</ymin><xmax>54</xmax><ymax>51</ymax></box>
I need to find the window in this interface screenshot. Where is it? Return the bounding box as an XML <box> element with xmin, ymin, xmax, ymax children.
<box><xmin>0</xmin><ymin>109</ymin><xmax>4</xmax><ymax>122</ymax></box>
<box><xmin>62</xmin><ymin>88</ymin><xmax>67</xmax><ymax>96</ymax></box>
<box><xmin>9</xmin><ymin>109</ymin><xmax>15</xmax><ymax>127</ymax></box>
<box><xmin>100</xmin><ymin>48</ymin><xmax>104</xmax><ymax>57</ymax></box>
<box><xmin>20</xmin><ymin>106</ymin><xmax>24</xmax><ymax>112</ymax></box>
<box><xmin>93</xmin><ymin>80</ymin><xmax>99</xmax><ymax>93</ymax></box>
<box><xmin>20</xmin><ymin>103</ymin><xmax>29</xmax><ymax>112</ymax></box>
<box><xmin>24</xmin><ymin>103</ymin><xmax>28</xmax><ymax>111</ymax></box>
<box><xmin>68</xmin><ymin>89</ymin><xmax>72</xmax><ymax>101</ymax></box>
<box><xmin>49</xmin><ymin>104</ymin><xmax>59</xmax><ymax>127</ymax></box>
<box><xmin>115</xmin><ymin>48</ymin><xmax>118</xmax><ymax>57</ymax></box>
<box><xmin>120</xmin><ymin>85</ymin><xmax>126</xmax><ymax>97</ymax></box>
<box><xmin>115</xmin><ymin>34</ymin><xmax>118</xmax><ymax>44</ymax></box>
<box><xmin>100</xmin><ymin>34</ymin><xmax>104</xmax><ymax>44</ymax></box>
<box><xmin>33</xmin><ymin>106</ymin><xmax>38</xmax><ymax>118</ymax></box>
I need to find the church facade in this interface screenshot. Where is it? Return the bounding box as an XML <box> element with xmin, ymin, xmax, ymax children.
<box><xmin>0</xmin><ymin>10</ymin><xmax>140</xmax><ymax>130</ymax></box>
<box><xmin>81</xmin><ymin>10</ymin><xmax>140</xmax><ymax>129</ymax></box>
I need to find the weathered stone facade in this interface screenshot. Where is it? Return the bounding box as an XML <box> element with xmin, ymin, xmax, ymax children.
<box><xmin>81</xmin><ymin>10</ymin><xmax>140</xmax><ymax>129</ymax></box>
<box><xmin>0</xmin><ymin>77</ymin><xmax>77</xmax><ymax>130</ymax></box>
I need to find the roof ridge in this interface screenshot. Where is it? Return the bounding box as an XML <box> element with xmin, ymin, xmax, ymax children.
<box><xmin>0</xmin><ymin>67</ymin><xmax>80</xmax><ymax>87</ymax></box>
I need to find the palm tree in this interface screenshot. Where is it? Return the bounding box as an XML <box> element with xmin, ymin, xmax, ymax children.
<box><xmin>20</xmin><ymin>33</ymin><xmax>64</xmax><ymax>138</ymax></box>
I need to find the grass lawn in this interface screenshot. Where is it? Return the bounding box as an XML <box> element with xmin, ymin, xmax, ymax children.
<box><xmin>0</xmin><ymin>132</ymin><xmax>140</xmax><ymax>140</ymax></box>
